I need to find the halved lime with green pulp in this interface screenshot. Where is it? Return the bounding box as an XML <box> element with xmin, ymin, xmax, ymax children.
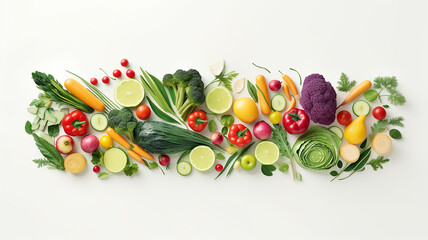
<box><xmin>114</xmin><ymin>78</ymin><xmax>145</xmax><ymax>107</ymax></box>
<box><xmin>254</xmin><ymin>141</ymin><xmax>280</xmax><ymax>165</ymax></box>
<box><xmin>189</xmin><ymin>146</ymin><xmax>215</xmax><ymax>171</ymax></box>
<box><xmin>205</xmin><ymin>86</ymin><xmax>233</xmax><ymax>114</ymax></box>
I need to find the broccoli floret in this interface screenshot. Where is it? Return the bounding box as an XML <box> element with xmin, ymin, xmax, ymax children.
<box><xmin>300</xmin><ymin>74</ymin><xmax>337</xmax><ymax>125</ymax></box>
<box><xmin>163</xmin><ymin>69</ymin><xmax>205</xmax><ymax>119</ymax></box>
<box><xmin>107</xmin><ymin>108</ymin><xmax>138</xmax><ymax>142</ymax></box>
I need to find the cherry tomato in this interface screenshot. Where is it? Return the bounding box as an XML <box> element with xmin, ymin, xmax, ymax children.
<box><xmin>215</xmin><ymin>164</ymin><xmax>223</xmax><ymax>172</ymax></box>
<box><xmin>102</xmin><ymin>76</ymin><xmax>110</xmax><ymax>84</ymax></box>
<box><xmin>113</xmin><ymin>69</ymin><xmax>122</xmax><ymax>78</ymax></box>
<box><xmin>269</xmin><ymin>111</ymin><xmax>282</xmax><ymax>124</ymax></box>
<box><xmin>136</xmin><ymin>104</ymin><xmax>151</xmax><ymax>120</ymax></box>
<box><xmin>100</xmin><ymin>135</ymin><xmax>113</xmax><ymax>149</ymax></box>
<box><xmin>93</xmin><ymin>165</ymin><xmax>100</xmax><ymax>173</ymax></box>
<box><xmin>121</xmin><ymin>58</ymin><xmax>129</xmax><ymax>67</ymax></box>
<box><xmin>372</xmin><ymin>106</ymin><xmax>386</xmax><ymax>120</ymax></box>
<box><xmin>126</xmin><ymin>69</ymin><xmax>135</xmax><ymax>78</ymax></box>
<box><xmin>90</xmin><ymin>78</ymin><xmax>98</xmax><ymax>85</ymax></box>
<box><xmin>337</xmin><ymin>110</ymin><xmax>352</xmax><ymax>126</ymax></box>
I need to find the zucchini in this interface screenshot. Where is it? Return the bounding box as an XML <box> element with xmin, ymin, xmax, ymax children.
<box><xmin>90</xmin><ymin>113</ymin><xmax>108</xmax><ymax>132</ymax></box>
<box><xmin>352</xmin><ymin>100</ymin><xmax>370</xmax><ymax>117</ymax></box>
<box><xmin>329</xmin><ymin>126</ymin><xmax>343</xmax><ymax>140</ymax></box>
<box><xmin>177</xmin><ymin>161</ymin><xmax>192</xmax><ymax>176</ymax></box>
<box><xmin>271</xmin><ymin>94</ymin><xmax>286</xmax><ymax>112</ymax></box>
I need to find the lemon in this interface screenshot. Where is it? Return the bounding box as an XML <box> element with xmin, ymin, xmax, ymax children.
<box><xmin>206</xmin><ymin>86</ymin><xmax>233</xmax><ymax>114</ymax></box>
<box><xmin>189</xmin><ymin>146</ymin><xmax>215</xmax><ymax>171</ymax></box>
<box><xmin>254</xmin><ymin>141</ymin><xmax>280</xmax><ymax>165</ymax></box>
<box><xmin>114</xmin><ymin>79</ymin><xmax>145</xmax><ymax>107</ymax></box>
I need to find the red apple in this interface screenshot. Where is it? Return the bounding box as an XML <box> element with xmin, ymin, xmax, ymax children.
<box><xmin>56</xmin><ymin>135</ymin><xmax>75</xmax><ymax>154</ymax></box>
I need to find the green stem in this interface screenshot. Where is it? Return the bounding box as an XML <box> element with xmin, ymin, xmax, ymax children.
<box><xmin>289</xmin><ymin>68</ymin><xmax>302</xmax><ymax>85</ymax></box>
<box><xmin>252</xmin><ymin>62</ymin><xmax>271</xmax><ymax>73</ymax></box>
<box><xmin>256</xmin><ymin>85</ymin><xmax>273</xmax><ymax>110</ymax></box>
<box><xmin>330</xmin><ymin>162</ymin><xmax>349</xmax><ymax>182</ymax></box>
<box><xmin>99</xmin><ymin>68</ymin><xmax>117</xmax><ymax>80</ymax></box>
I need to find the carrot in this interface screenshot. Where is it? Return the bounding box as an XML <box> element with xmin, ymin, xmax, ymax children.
<box><xmin>64</xmin><ymin>78</ymin><xmax>105</xmax><ymax>112</ymax></box>
<box><xmin>285</xmin><ymin>98</ymin><xmax>296</xmax><ymax>112</ymax></box>
<box><xmin>127</xmin><ymin>150</ymin><xmax>146</xmax><ymax>166</ymax></box>
<box><xmin>282</xmin><ymin>83</ymin><xmax>292</xmax><ymax>101</ymax></box>
<box><xmin>281</xmin><ymin>74</ymin><xmax>299</xmax><ymax>101</ymax></box>
<box><xmin>106</xmin><ymin>127</ymin><xmax>131</xmax><ymax>149</ymax></box>
<box><xmin>338</xmin><ymin>80</ymin><xmax>372</xmax><ymax>108</ymax></box>
<box><xmin>132</xmin><ymin>144</ymin><xmax>154</xmax><ymax>160</ymax></box>
<box><xmin>255</xmin><ymin>75</ymin><xmax>271</xmax><ymax>115</ymax></box>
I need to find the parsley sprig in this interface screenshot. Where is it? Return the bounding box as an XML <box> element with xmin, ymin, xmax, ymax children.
<box><xmin>364</xmin><ymin>76</ymin><xmax>406</xmax><ymax>105</ymax></box>
<box><xmin>205</xmin><ymin>70</ymin><xmax>239</xmax><ymax>91</ymax></box>
<box><xmin>367</xmin><ymin>156</ymin><xmax>390</xmax><ymax>171</ymax></box>
<box><xmin>337</xmin><ymin>73</ymin><xmax>356</xmax><ymax>92</ymax></box>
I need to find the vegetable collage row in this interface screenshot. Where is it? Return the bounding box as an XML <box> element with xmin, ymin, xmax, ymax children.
<box><xmin>25</xmin><ymin>59</ymin><xmax>406</xmax><ymax>181</ymax></box>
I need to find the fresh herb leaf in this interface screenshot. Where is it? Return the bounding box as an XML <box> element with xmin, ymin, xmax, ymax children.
<box><xmin>220</xmin><ymin>115</ymin><xmax>234</xmax><ymax>127</ymax></box>
<box><xmin>367</xmin><ymin>156</ymin><xmax>389</xmax><ymax>171</ymax></box>
<box><xmin>47</xmin><ymin>125</ymin><xmax>59</xmax><ymax>137</ymax></box>
<box><xmin>208</xmin><ymin>120</ymin><xmax>216</xmax><ymax>132</ymax></box>
<box><xmin>25</xmin><ymin>121</ymin><xmax>33</xmax><ymax>134</ymax></box>
<box><xmin>389</xmin><ymin>117</ymin><xmax>404</xmax><ymax>127</ymax></box>
<box><xmin>124</xmin><ymin>163</ymin><xmax>139</xmax><ymax>176</ymax></box>
<box><xmin>360</xmin><ymin>138</ymin><xmax>367</xmax><ymax>149</ymax></box>
<box><xmin>296</xmin><ymin>172</ymin><xmax>303</xmax><ymax>181</ymax></box>
<box><xmin>32</xmin><ymin>133</ymin><xmax>64</xmax><ymax>170</ymax></box>
<box><xmin>207</xmin><ymin>71</ymin><xmax>239</xmax><ymax>91</ymax></box>
<box><xmin>387</xmin><ymin>88</ymin><xmax>406</xmax><ymax>105</ymax></box>
<box><xmin>373</xmin><ymin>76</ymin><xmax>398</xmax><ymax>90</ymax></box>
<box><xmin>370</xmin><ymin>119</ymin><xmax>389</xmax><ymax>139</ymax></box>
<box><xmin>147</xmin><ymin>161</ymin><xmax>159</xmax><ymax>170</ymax></box>
<box><xmin>389</xmin><ymin>129</ymin><xmax>402</xmax><ymax>139</ymax></box>
<box><xmin>33</xmin><ymin>158</ymin><xmax>49</xmax><ymax>168</ymax></box>
<box><xmin>177</xmin><ymin>150</ymin><xmax>191</xmax><ymax>164</ymax></box>
<box><xmin>98</xmin><ymin>172</ymin><xmax>109</xmax><ymax>179</ymax></box>
<box><xmin>330</xmin><ymin>171</ymin><xmax>339</xmax><ymax>177</ymax></box>
<box><xmin>383</xmin><ymin>105</ymin><xmax>389</xmax><ymax>108</ymax></box>
<box><xmin>271</xmin><ymin>125</ymin><xmax>300</xmax><ymax>180</ymax></box>
<box><xmin>261</xmin><ymin>165</ymin><xmax>276</xmax><ymax>176</ymax></box>
<box><xmin>337</xmin><ymin>160</ymin><xmax>343</xmax><ymax>168</ymax></box>
<box><xmin>91</xmin><ymin>149</ymin><xmax>105</xmax><ymax>166</ymax></box>
<box><xmin>278</xmin><ymin>163</ymin><xmax>289</xmax><ymax>172</ymax></box>
<box><xmin>221</xmin><ymin>127</ymin><xmax>228</xmax><ymax>136</ymax></box>
<box><xmin>146</xmin><ymin>97</ymin><xmax>180</xmax><ymax>124</ymax></box>
<box><xmin>252</xmin><ymin>62</ymin><xmax>271</xmax><ymax>73</ymax></box>
<box><xmin>372</xmin><ymin>76</ymin><xmax>406</xmax><ymax>106</ymax></box>
<box><xmin>337</xmin><ymin>73</ymin><xmax>356</xmax><ymax>92</ymax></box>
<box><xmin>216</xmin><ymin>153</ymin><xmax>225</xmax><ymax>160</ymax></box>
<box><xmin>364</xmin><ymin>90</ymin><xmax>379</xmax><ymax>102</ymax></box>
<box><xmin>247</xmin><ymin>80</ymin><xmax>258</xmax><ymax>103</ymax></box>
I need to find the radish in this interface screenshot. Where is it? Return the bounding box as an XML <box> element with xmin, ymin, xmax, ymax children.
<box><xmin>81</xmin><ymin>135</ymin><xmax>99</xmax><ymax>153</ymax></box>
<box><xmin>269</xmin><ymin>80</ymin><xmax>281</xmax><ymax>91</ymax></box>
<box><xmin>253</xmin><ymin>121</ymin><xmax>272</xmax><ymax>140</ymax></box>
<box><xmin>211</xmin><ymin>132</ymin><xmax>224</xmax><ymax>145</ymax></box>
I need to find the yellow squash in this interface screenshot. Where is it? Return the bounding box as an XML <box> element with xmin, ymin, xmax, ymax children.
<box><xmin>344</xmin><ymin>115</ymin><xmax>367</xmax><ymax>145</ymax></box>
<box><xmin>233</xmin><ymin>97</ymin><xmax>259</xmax><ymax>123</ymax></box>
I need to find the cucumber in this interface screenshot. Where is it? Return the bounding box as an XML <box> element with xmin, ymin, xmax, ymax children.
<box><xmin>177</xmin><ymin>161</ymin><xmax>192</xmax><ymax>176</ymax></box>
<box><xmin>352</xmin><ymin>100</ymin><xmax>371</xmax><ymax>117</ymax></box>
<box><xmin>104</xmin><ymin>147</ymin><xmax>128</xmax><ymax>173</ymax></box>
<box><xmin>271</xmin><ymin>94</ymin><xmax>287</xmax><ymax>112</ymax></box>
<box><xmin>329</xmin><ymin>126</ymin><xmax>343</xmax><ymax>140</ymax></box>
<box><xmin>90</xmin><ymin>113</ymin><xmax>108</xmax><ymax>132</ymax></box>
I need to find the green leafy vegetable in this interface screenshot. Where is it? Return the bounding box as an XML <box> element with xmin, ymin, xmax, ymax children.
<box><xmin>47</xmin><ymin>125</ymin><xmax>59</xmax><ymax>137</ymax></box>
<box><xmin>220</xmin><ymin>115</ymin><xmax>234</xmax><ymax>127</ymax></box>
<box><xmin>261</xmin><ymin>165</ymin><xmax>276</xmax><ymax>176</ymax></box>
<box><xmin>247</xmin><ymin>80</ymin><xmax>259</xmax><ymax>103</ymax></box>
<box><xmin>364</xmin><ymin>90</ymin><xmax>379</xmax><ymax>102</ymax></box>
<box><xmin>370</xmin><ymin>117</ymin><xmax>404</xmax><ymax>139</ymax></box>
<box><xmin>216</xmin><ymin>153</ymin><xmax>225</xmax><ymax>160</ymax></box>
<box><xmin>330</xmin><ymin>171</ymin><xmax>338</xmax><ymax>177</ymax></box>
<box><xmin>25</xmin><ymin>121</ymin><xmax>33</xmax><ymax>134</ymax></box>
<box><xmin>98</xmin><ymin>172</ymin><xmax>109</xmax><ymax>179</ymax></box>
<box><xmin>371</xmin><ymin>76</ymin><xmax>406</xmax><ymax>105</ymax></box>
<box><xmin>32</xmin><ymin>133</ymin><xmax>64</xmax><ymax>170</ymax></box>
<box><xmin>206</xmin><ymin>68</ymin><xmax>239</xmax><ymax>91</ymax></box>
<box><xmin>32</xmin><ymin>71</ymin><xmax>93</xmax><ymax>113</ymax></box>
<box><xmin>91</xmin><ymin>149</ymin><xmax>104</xmax><ymax>166</ymax></box>
<box><xmin>33</xmin><ymin>158</ymin><xmax>49</xmax><ymax>168</ymax></box>
<box><xmin>388</xmin><ymin>117</ymin><xmax>404</xmax><ymax>127</ymax></box>
<box><xmin>337</xmin><ymin>160</ymin><xmax>343</xmax><ymax>168</ymax></box>
<box><xmin>221</xmin><ymin>127</ymin><xmax>228</xmax><ymax>136</ymax></box>
<box><xmin>177</xmin><ymin>150</ymin><xmax>191</xmax><ymax>164</ymax></box>
<box><xmin>124</xmin><ymin>163</ymin><xmax>139</xmax><ymax>176</ymax></box>
<box><xmin>337</xmin><ymin>73</ymin><xmax>356</xmax><ymax>92</ymax></box>
<box><xmin>107</xmin><ymin>108</ymin><xmax>138</xmax><ymax>143</ymax></box>
<box><xmin>278</xmin><ymin>163</ymin><xmax>289</xmax><ymax>172</ymax></box>
<box><xmin>389</xmin><ymin>129</ymin><xmax>402</xmax><ymax>139</ymax></box>
<box><xmin>271</xmin><ymin>124</ymin><xmax>299</xmax><ymax>179</ymax></box>
<box><xmin>367</xmin><ymin>156</ymin><xmax>389</xmax><ymax>171</ymax></box>
<box><xmin>208</xmin><ymin>120</ymin><xmax>216</xmax><ymax>132</ymax></box>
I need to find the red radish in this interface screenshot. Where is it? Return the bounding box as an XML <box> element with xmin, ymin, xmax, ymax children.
<box><xmin>269</xmin><ymin>80</ymin><xmax>281</xmax><ymax>91</ymax></box>
<box><xmin>211</xmin><ymin>132</ymin><xmax>223</xmax><ymax>145</ymax></box>
<box><xmin>113</xmin><ymin>69</ymin><xmax>122</xmax><ymax>78</ymax></box>
<box><xmin>126</xmin><ymin>69</ymin><xmax>135</xmax><ymax>78</ymax></box>
<box><xmin>90</xmin><ymin>78</ymin><xmax>98</xmax><ymax>85</ymax></box>
<box><xmin>159</xmin><ymin>155</ymin><xmax>170</xmax><ymax>166</ymax></box>
<box><xmin>81</xmin><ymin>135</ymin><xmax>99</xmax><ymax>153</ymax></box>
<box><xmin>93</xmin><ymin>165</ymin><xmax>100</xmax><ymax>173</ymax></box>
<box><xmin>121</xmin><ymin>59</ymin><xmax>129</xmax><ymax>67</ymax></box>
<box><xmin>215</xmin><ymin>164</ymin><xmax>223</xmax><ymax>172</ymax></box>
<box><xmin>102</xmin><ymin>76</ymin><xmax>110</xmax><ymax>84</ymax></box>
<box><xmin>373</xmin><ymin>106</ymin><xmax>386</xmax><ymax>120</ymax></box>
<box><xmin>253</xmin><ymin>121</ymin><xmax>272</xmax><ymax>140</ymax></box>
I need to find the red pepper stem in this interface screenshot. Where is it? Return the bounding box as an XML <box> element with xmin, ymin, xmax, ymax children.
<box><xmin>195</xmin><ymin>117</ymin><xmax>208</xmax><ymax>125</ymax></box>
<box><xmin>288</xmin><ymin>111</ymin><xmax>301</xmax><ymax>121</ymax></box>
<box><xmin>237</xmin><ymin>128</ymin><xmax>248</xmax><ymax>138</ymax></box>
<box><xmin>72</xmin><ymin>120</ymin><xmax>86</xmax><ymax>128</ymax></box>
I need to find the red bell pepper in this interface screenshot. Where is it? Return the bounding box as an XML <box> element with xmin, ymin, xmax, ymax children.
<box><xmin>62</xmin><ymin>110</ymin><xmax>89</xmax><ymax>136</ymax></box>
<box><xmin>282</xmin><ymin>108</ymin><xmax>309</xmax><ymax>134</ymax></box>
<box><xmin>187</xmin><ymin>110</ymin><xmax>208</xmax><ymax>132</ymax></box>
<box><xmin>228</xmin><ymin>124</ymin><xmax>252</xmax><ymax>147</ymax></box>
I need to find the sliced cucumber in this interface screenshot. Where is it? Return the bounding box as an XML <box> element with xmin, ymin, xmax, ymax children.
<box><xmin>329</xmin><ymin>126</ymin><xmax>343</xmax><ymax>140</ymax></box>
<box><xmin>271</xmin><ymin>94</ymin><xmax>287</xmax><ymax>112</ymax></box>
<box><xmin>352</xmin><ymin>100</ymin><xmax>371</xmax><ymax>117</ymax></box>
<box><xmin>104</xmin><ymin>147</ymin><xmax>128</xmax><ymax>173</ymax></box>
<box><xmin>90</xmin><ymin>113</ymin><xmax>108</xmax><ymax>132</ymax></box>
<box><xmin>177</xmin><ymin>161</ymin><xmax>192</xmax><ymax>176</ymax></box>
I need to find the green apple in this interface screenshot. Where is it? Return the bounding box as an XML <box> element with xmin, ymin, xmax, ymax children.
<box><xmin>240</xmin><ymin>154</ymin><xmax>256</xmax><ymax>170</ymax></box>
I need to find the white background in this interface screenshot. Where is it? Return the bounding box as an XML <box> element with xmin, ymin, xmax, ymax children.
<box><xmin>1</xmin><ymin>0</ymin><xmax>427</xmax><ymax>239</ymax></box>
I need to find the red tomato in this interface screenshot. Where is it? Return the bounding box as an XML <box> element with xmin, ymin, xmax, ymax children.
<box><xmin>102</xmin><ymin>76</ymin><xmax>110</xmax><ymax>84</ymax></box>
<box><xmin>372</xmin><ymin>106</ymin><xmax>386</xmax><ymax>120</ymax></box>
<box><xmin>337</xmin><ymin>110</ymin><xmax>352</xmax><ymax>126</ymax></box>
<box><xmin>136</xmin><ymin>104</ymin><xmax>151</xmax><ymax>120</ymax></box>
<box><xmin>113</xmin><ymin>69</ymin><xmax>122</xmax><ymax>78</ymax></box>
<box><xmin>121</xmin><ymin>59</ymin><xmax>129</xmax><ymax>67</ymax></box>
<box><xmin>215</xmin><ymin>164</ymin><xmax>223</xmax><ymax>172</ymax></box>
<box><xmin>126</xmin><ymin>69</ymin><xmax>135</xmax><ymax>78</ymax></box>
<box><xmin>90</xmin><ymin>78</ymin><xmax>98</xmax><ymax>85</ymax></box>
<box><xmin>93</xmin><ymin>166</ymin><xmax>100</xmax><ymax>173</ymax></box>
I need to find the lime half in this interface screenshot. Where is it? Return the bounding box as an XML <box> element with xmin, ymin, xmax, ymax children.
<box><xmin>189</xmin><ymin>146</ymin><xmax>215</xmax><ymax>171</ymax></box>
<box><xmin>255</xmin><ymin>141</ymin><xmax>280</xmax><ymax>165</ymax></box>
<box><xmin>114</xmin><ymin>78</ymin><xmax>145</xmax><ymax>107</ymax></box>
<box><xmin>205</xmin><ymin>86</ymin><xmax>233</xmax><ymax>114</ymax></box>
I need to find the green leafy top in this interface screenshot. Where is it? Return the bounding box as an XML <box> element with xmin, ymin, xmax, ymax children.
<box><xmin>373</xmin><ymin>76</ymin><xmax>406</xmax><ymax>105</ymax></box>
<box><xmin>91</xmin><ymin>149</ymin><xmax>105</xmax><ymax>166</ymax></box>
<box><xmin>108</xmin><ymin>108</ymin><xmax>138</xmax><ymax>143</ymax></box>
<box><xmin>32</xmin><ymin>133</ymin><xmax>64</xmax><ymax>170</ymax></box>
<box><xmin>206</xmin><ymin>70</ymin><xmax>239</xmax><ymax>92</ymax></box>
<box><xmin>124</xmin><ymin>163</ymin><xmax>139</xmax><ymax>176</ymax></box>
<box><xmin>370</xmin><ymin>117</ymin><xmax>404</xmax><ymax>139</ymax></box>
<box><xmin>367</xmin><ymin>156</ymin><xmax>389</xmax><ymax>171</ymax></box>
<box><xmin>337</xmin><ymin>73</ymin><xmax>356</xmax><ymax>92</ymax></box>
